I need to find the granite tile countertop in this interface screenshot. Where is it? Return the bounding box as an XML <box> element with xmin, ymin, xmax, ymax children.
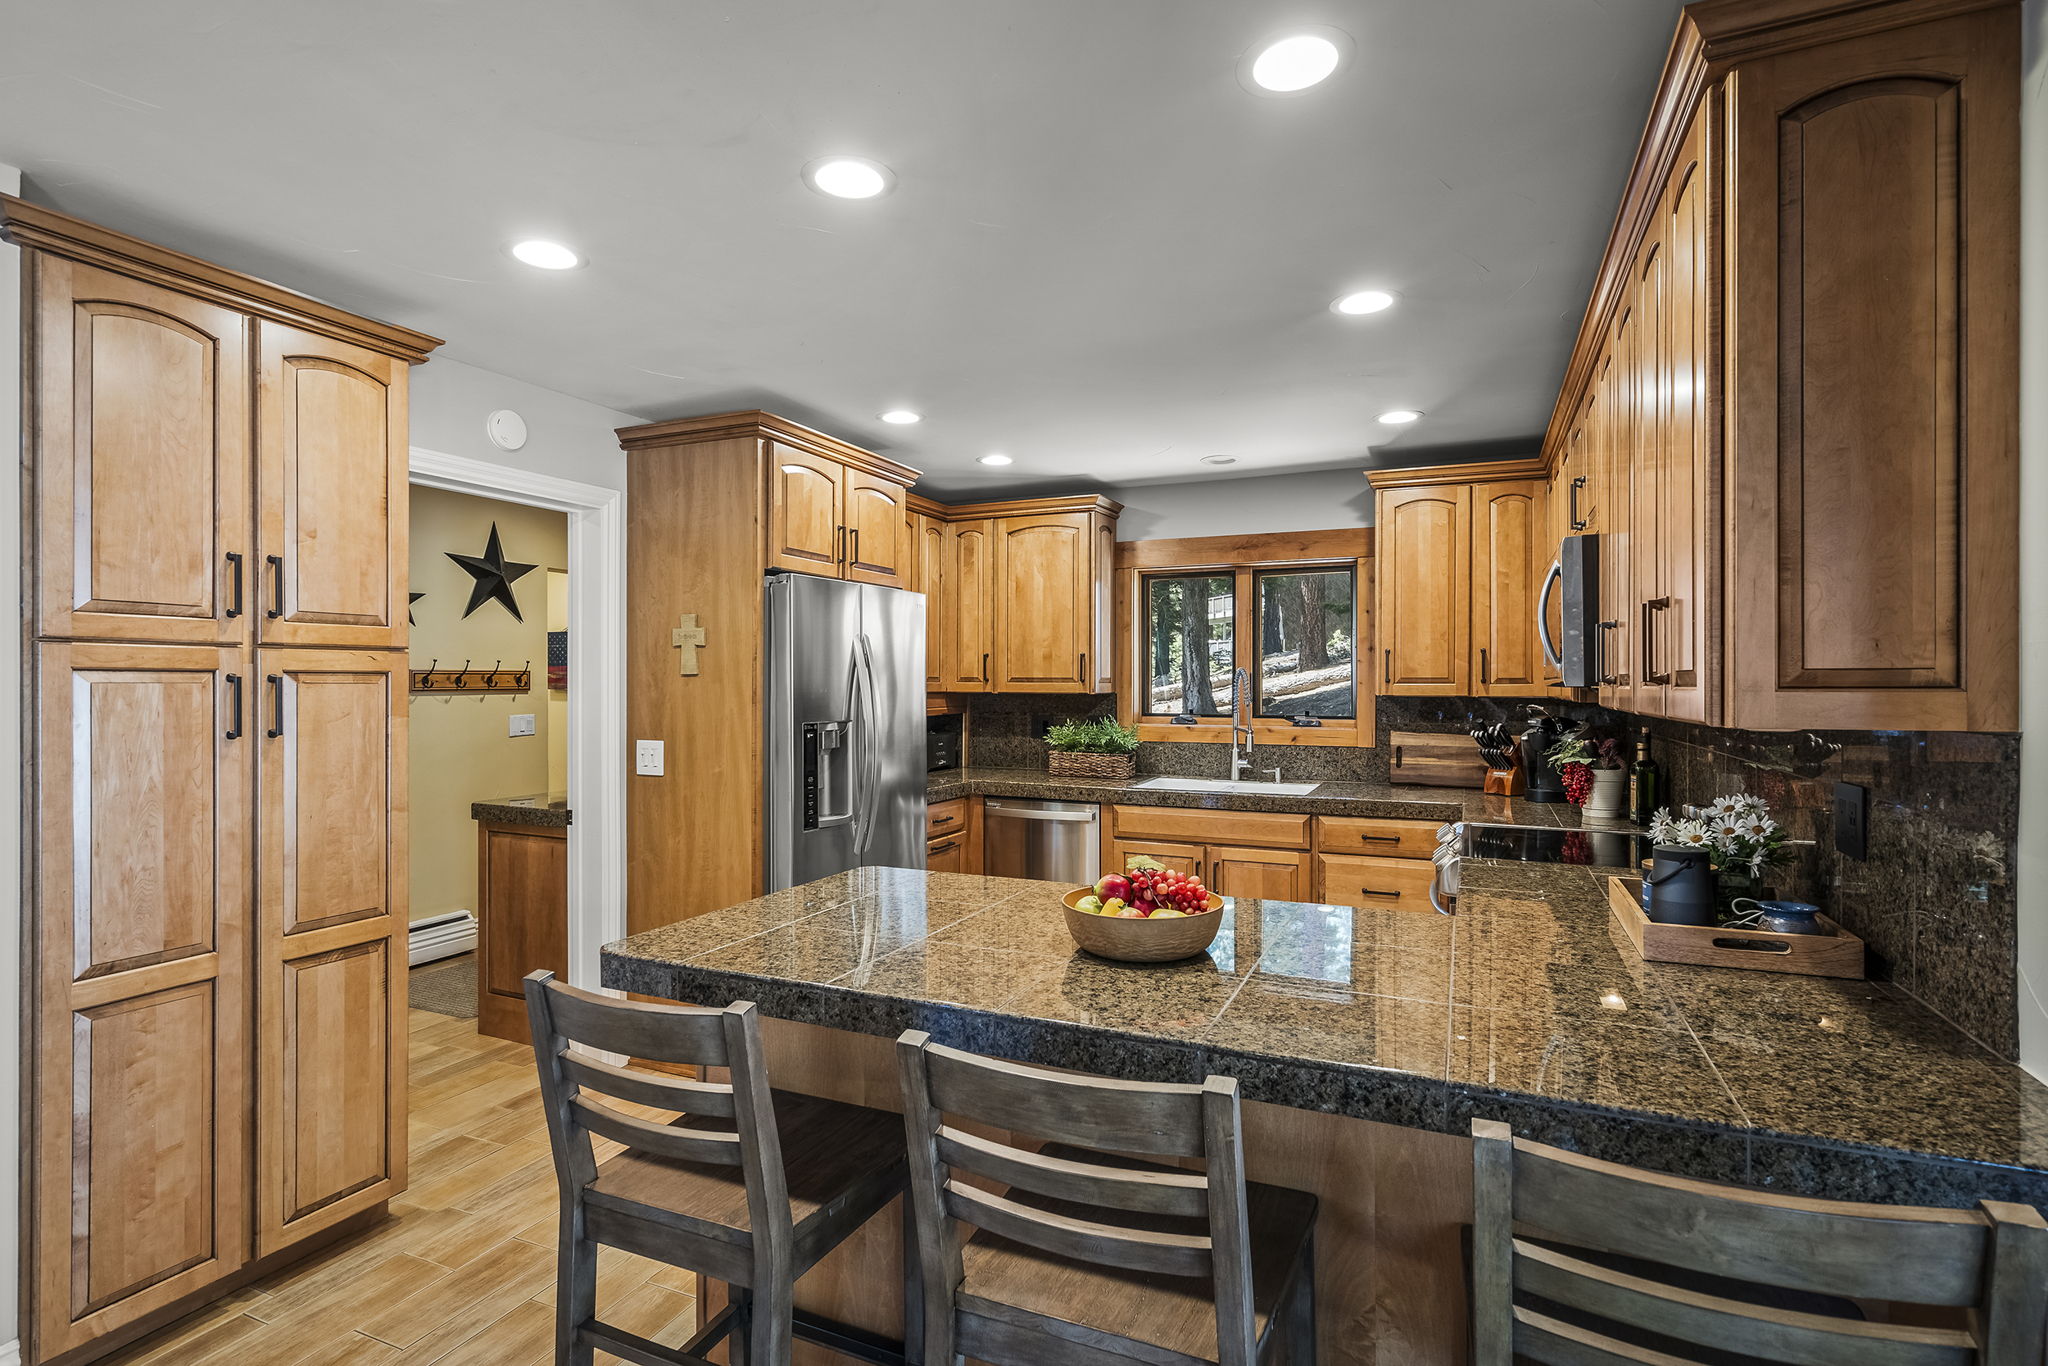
<box><xmin>928</xmin><ymin>764</ymin><xmax>1589</xmax><ymax>827</ymax></box>
<box><xmin>470</xmin><ymin>792</ymin><xmax>573</xmax><ymax>827</ymax></box>
<box><xmin>603</xmin><ymin>861</ymin><xmax>2048</xmax><ymax>1212</ymax></box>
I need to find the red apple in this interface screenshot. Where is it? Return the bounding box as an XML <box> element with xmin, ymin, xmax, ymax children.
<box><xmin>1094</xmin><ymin>873</ymin><xmax>1131</xmax><ymax>902</ymax></box>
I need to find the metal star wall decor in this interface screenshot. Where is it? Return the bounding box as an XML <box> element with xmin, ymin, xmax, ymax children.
<box><xmin>446</xmin><ymin>523</ymin><xmax>538</xmax><ymax>621</ymax></box>
<box><xmin>408</xmin><ymin>592</ymin><xmax>425</xmax><ymax>625</ymax></box>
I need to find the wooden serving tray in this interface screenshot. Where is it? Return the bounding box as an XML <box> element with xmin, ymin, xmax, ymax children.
<box><xmin>1606</xmin><ymin>876</ymin><xmax>1865</xmax><ymax>979</ymax></box>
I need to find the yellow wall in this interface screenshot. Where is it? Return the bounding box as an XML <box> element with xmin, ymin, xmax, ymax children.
<box><xmin>407</xmin><ymin>486</ymin><xmax>567</xmax><ymax>923</ymax></box>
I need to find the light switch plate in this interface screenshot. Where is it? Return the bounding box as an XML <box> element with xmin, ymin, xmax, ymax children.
<box><xmin>635</xmin><ymin>740</ymin><xmax>665</xmax><ymax>776</ymax></box>
<box><xmin>507</xmin><ymin>713</ymin><xmax>536</xmax><ymax>737</ymax></box>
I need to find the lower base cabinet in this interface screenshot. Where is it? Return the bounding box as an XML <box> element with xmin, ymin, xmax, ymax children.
<box><xmin>475</xmin><ymin>820</ymin><xmax>569</xmax><ymax>1045</ymax></box>
<box><xmin>1108</xmin><ymin>806</ymin><xmax>1441</xmax><ymax>911</ymax></box>
<box><xmin>927</xmin><ymin>797</ymin><xmax>981</xmax><ymax>872</ymax></box>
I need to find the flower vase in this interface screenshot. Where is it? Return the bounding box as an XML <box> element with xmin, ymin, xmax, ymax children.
<box><xmin>1713</xmin><ymin>868</ymin><xmax>1775</xmax><ymax>922</ymax></box>
<box><xmin>1584</xmin><ymin>767</ymin><xmax>1626</xmax><ymax>818</ymax></box>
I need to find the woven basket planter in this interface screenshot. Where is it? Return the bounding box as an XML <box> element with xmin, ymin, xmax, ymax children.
<box><xmin>1046</xmin><ymin>751</ymin><xmax>1137</xmax><ymax>780</ymax></box>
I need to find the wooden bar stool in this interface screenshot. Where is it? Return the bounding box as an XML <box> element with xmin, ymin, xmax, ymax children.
<box><xmin>1470</xmin><ymin>1117</ymin><xmax>2048</xmax><ymax>1365</ymax></box>
<box><xmin>896</xmin><ymin>1031</ymin><xmax>1318</xmax><ymax>1366</ymax></box>
<box><xmin>525</xmin><ymin>972</ymin><xmax>920</xmax><ymax>1366</ymax></box>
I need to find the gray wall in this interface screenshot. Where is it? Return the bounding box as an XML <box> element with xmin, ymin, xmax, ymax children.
<box><xmin>409</xmin><ymin>355</ymin><xmax>640</xmax><ymax>490</ymax></box>
<box><xmin>2018</xmin><ymin>0</ymin><xmax>2047</xmax><ymax>1080</ymax></box>
<box><xmin>1104</xmin><ymin>467</ymin><xmax>1373</xmax><ymax>541</ymax></box>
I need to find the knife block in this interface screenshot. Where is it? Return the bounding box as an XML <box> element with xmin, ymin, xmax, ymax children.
<box><xmin>1482</xmin><ymin>764</ymin><xmax>1525</xmax><ymax>796</ymax></box>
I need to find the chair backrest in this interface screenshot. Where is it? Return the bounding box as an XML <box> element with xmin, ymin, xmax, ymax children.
<box><xmin>524</xmin><ymin>972</ymin><xmax>793</xmax><ymax>1262</ymax></box>
<box><xmin>896</xmin><ymin>1030</ymin><xmax>1261</xmax><ymax>1366</ymax></box>
<box><xmin>1470</xmin><ymin>1118</ymin><xmax>2048</xmax><ymax>1366</ymax></box>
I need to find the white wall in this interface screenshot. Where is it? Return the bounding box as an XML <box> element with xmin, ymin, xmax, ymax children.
<box><xmin>408</xmin><ymin>355</ymin><xmax>640</xmax><ymax>490</ymax></box>
<box><xmin>1105</xmin><ymin>467</ymin><xmax>1373</xmax><ymax>541</ymax></box>
<box><xmin>2017</xmin><ymin>0</ymin><xmax>2048</xmax><ymax>1080</ymax></box>
<box><xmin>3</xmin><ymin>161</ymin><xmax>24</xmax><ymax>1365</ymax></box>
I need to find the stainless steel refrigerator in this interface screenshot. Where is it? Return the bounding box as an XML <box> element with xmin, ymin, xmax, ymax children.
<box><xmin>763</xmin><ymin>571</ymin><xmax>927</xmax><ymax>891</ymax></box>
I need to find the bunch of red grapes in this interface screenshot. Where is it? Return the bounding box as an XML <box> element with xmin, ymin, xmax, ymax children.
<box><xmin>1559</xmin><ymin>761</ymin><xmax>1594</xmax><ymax>805</ymax></box>
<box><xmin>1129</xmin><ymin>866</ymin><xmax>1213</xmax><ymax>914</ymax></box>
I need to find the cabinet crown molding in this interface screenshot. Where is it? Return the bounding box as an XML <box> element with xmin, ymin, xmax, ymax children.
<box><xmin>615</xmin><ymin>408</ymin><xmax>921</xmax><ymax>483</ymax></box>
<box><xmin>0</xmin><ymin>194</ymin><xmax>442</xmax><ymax>363</ymax></box>
<box><xmin>1365</xmin><ymin>456</ymin><xmax>1548</xmax><ymax>490</ymax></box>
<box><xmin>916</xmin><ymin>491</ymin><xmax>1124</xmax><ymax>520</ymax></box>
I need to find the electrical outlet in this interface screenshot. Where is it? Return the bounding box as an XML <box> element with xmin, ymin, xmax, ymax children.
<box><xmin>507</xmin><ymin>713</ymin><xmax>536</xmax><ymax>737</ymax></box>
<box><xmin>635</xmin><ymin>740</ymin><xmax>665</xmax><ymax>777</ymax></box>
<box><xmin>1834</xmin><ymin>782</ymin><xmax>1867</xmax><ymax>859</ymax></box>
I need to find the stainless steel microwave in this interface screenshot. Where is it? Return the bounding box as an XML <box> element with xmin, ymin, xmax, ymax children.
<box><xmin>1539</xmin><ymin>533</ymin><xmax>1600</xmax><ymax>687</ymax></box>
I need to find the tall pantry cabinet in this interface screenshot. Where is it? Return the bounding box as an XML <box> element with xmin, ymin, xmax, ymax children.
<box><xmin>4</xmin><ymin>196</ymin><xmax>439</xmax><ymax>1365</ymax></box>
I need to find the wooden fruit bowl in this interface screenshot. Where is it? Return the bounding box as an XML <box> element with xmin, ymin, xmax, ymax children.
<box><xmin>1061</xmin><ymin>887</ymin><xmax>1225</xmax><ymax>963</ymax></box>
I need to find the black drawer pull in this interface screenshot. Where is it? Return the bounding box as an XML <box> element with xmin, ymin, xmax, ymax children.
<box><xmin>224</xmin><ymin>673</ymin><xmax>243</xmax><ymax>739</ymax></box>
<box><xmin>1360</xmin><ymin>886</ymin><xmax>1402</xmax><ymax>899</ymax></box>
<box><xmin>265</xmin><ymin>555</ymin><xmax>285</xmax><ymax>619</ymax></box>
<box><xmin>225</xmin><ymin>553</ymin><xmax>244</xmax><ymax>618</ymax></box>
<box><xmin>264</xmin><ymin>674</ymin><xmax>285</xmax><ymax>738</ymax></box>
<box><xmin>928</xmin><ymin>839</ymin><xmax>961</xmax><ymax>855</ymax></box>
<box><xmin>1356</xmin><ymin>833</ymin><xmax>1399</xmax><ymax>844</ymax></box>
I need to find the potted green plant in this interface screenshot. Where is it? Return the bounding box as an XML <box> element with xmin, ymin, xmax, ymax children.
<box><xmin>1044</xmin><ymin>717</ymin><xmax>1140</xmax><ymax>780</ymax></box>
<box><xmin>1545</xmin><ymin>735</ymin><xmax>1625</xmax><ymax>815</ymax></box>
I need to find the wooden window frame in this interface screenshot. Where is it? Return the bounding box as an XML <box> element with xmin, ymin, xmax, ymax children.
<box><xmin>1113</xmin><ymin>529</ymin><xmax>1376</xmax><ymax>748</ymax></box>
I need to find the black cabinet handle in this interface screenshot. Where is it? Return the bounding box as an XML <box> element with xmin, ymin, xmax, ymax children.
<box><xmin>927</xmin><ymin>838</ymin><xmax>961</xmax><ymax>856</ymax></box>
<box><xmin>265</xmin><ymin>555</ymin><xmax>284</xmax><ymax>619</ymax></box>
<box><xmin>1356</xmin><ymin>833</ymin><xmax>1399</xmax><ymax>844</ymax></box>
<box><xmin>1383</xmin><ymin>648</ymin><xmax>1392</xmax><ymax>685</ymax></box>
<box><xmin>1079</xmin><ymin>652</ymin><xmax>1087</xmax><ymax>683</ymax></box>
<box><xmin>264</xmin><ymin>674</ymin><xmax>285</xmax><ymax>738</ymax></box>
<box><xmin>225</xmin><ymin>553</ymin><xmax>244</xmax><ymax>618</ymax></box>
<box><xmin>1479</xmin><ymin>647</ymin><xmax>1490</xmax><ymax>686</ymax></box>
<box><xmin>1568</xmin><ymin>475</ymin><xmax>1588</xmax><ymax>531</ymax></box>
<box><xmin>224</xmin><ymin>673</ymin><xmax>243</xmax><ymax>739</ymax></box>
<box><xmin>1360</xmin><ymin>886</ymin><xmax>1403</xmax><ymax>899</ymax></box>
<box><xmin>850</xmin><ymin>528</ymin><xmax>860</xmax><ymax>567</ymax></box>
<box><xmin>981</xmin><ymin>651</ymin><xmax>990</xmax><ymax>683</ymax></box>
<box><xmin>1596</xmin><ymin>620</ymin><xmax>1619</xmax><ymax>686</ymax></box>
<box><xmin>835</xmin><ymin>525</ymin><xmax>846</xmax><ymax>566</ymax></box>
<box><xmin>1643</xmin><ymin>596</ymin><xmax>1672</xmax><ymax>684</ymax></box>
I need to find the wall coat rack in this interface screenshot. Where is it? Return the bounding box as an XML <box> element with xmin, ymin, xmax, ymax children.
<box><xmin>409</xmin><ymin>659</ymin><xmax>532</xmax><ymax>695</ymax></box>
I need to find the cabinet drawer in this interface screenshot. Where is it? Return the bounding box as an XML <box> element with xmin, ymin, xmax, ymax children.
<box><xmin>926</xmin><ymin>798</ymin><xmax>969</xmax><ymax>841</ymax></box>
<box><xmin>1315</xmin><ymin>816</ymin><xmax>1442</xmax><ymax>859</ymax></box>
<box><xmin>1315</xmin><ymin>854</ymin><xmax>1439</xmax><ymax>912</ymax></box>
<box><xmin>927</xmin><ymin>833</ymin><xmax>969</xmax><ymax>874</ymax></box>
<box><xmin>1109</xmin><ymin>805</ymin><xmax>1310</xmax><ymax>850</ymax></box>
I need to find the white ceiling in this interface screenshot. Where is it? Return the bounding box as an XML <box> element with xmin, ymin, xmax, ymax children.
<box><xmin>0</xmin><ymin>0</ymin><xmax>1681</xmax><ymax>497</ymax></box>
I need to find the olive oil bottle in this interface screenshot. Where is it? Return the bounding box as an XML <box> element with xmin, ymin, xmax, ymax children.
<box><xmin>1627</xmin><ymin>727</ymin><xmax>1662</xmax><ymax>825</ymax></box>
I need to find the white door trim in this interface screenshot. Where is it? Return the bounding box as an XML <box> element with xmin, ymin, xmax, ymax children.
<box><xmin>407</xmin><ymin>448</ymin><xmax>626</xmax><ymax>992</ymax></box>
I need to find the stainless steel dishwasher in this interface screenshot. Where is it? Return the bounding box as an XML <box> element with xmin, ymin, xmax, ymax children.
<box><xmin>982</xmin><ymin>799</ymin><xmax>1101</xmax><ymax>884</ymax></box>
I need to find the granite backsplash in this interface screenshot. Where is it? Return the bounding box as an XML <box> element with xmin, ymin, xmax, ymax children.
<box><xmin>956</xmin><ymin>692</ymin><xmax>2020</xmax><ymax>1060</ymax></box>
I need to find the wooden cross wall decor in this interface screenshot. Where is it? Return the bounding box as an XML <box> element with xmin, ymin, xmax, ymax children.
<box><xmin>671</xmin><ymin>614</ymin><xmax>707</xmax><ymax>676</ymax></box>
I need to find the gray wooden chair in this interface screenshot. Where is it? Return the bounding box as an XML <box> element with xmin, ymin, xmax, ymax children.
<box><xmin>1470</xmin><ymin>1117</ymin><xmax>2048</xmax><ymax>1365</ymax></box>
<box><xmin>896</xmin><ymin>1030</ymin><xmax>1318</xmax><ymax>1366</ymax></box>
<box><xmin>525</xmin><ymin>971</ymin><xmax>918</xmax><ymax>1366</ymax></box>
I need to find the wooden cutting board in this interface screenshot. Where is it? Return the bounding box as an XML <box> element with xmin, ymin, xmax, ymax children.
<box><xmin>1387</xmin><ymin>731</ymin><xmax>1490</xmax><ymax>788</ymax></box>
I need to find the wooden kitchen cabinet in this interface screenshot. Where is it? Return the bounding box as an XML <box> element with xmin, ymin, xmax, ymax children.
<box><xmin>842</xmin><ymin>467</ymin><xmax>910</xmax><ymax>586</ymax></box>
<box><xmin>1375</xmin><ymin>483</ymin><xmax>1470</xmax><ymax>694</ymax></box>
<box><xmin>254</xmin><ymin>650</ymin><xmax>408</xmax><ymax>1255</ymax></box>
<box><xmin>1105</xmin><ymin>806</ymin><xmax>1312</xmax><ymax>899</ymax></box>
<box><xmin>943</xmin><ymin>519</ymin><xmax>996</xmax><ymax>690</ymax></box>
<box><xmin>763</xmin><ymin>437</ymin><xmax>915</xmax><ymax>586</ymax></box>
<box><xmin>925</xmin><ymin>797</ymin><xmax>982</xmax><ymax>872</ymax></box>
<box><xmin>766</xmin><ymin>442</ymin><xmax>845</xmax><ymax>575</ymax></box>
<box><xmin>1371</xmin><ymin>468</ymin><xmax>1548</xmax><ymax>698</ymax></box>
<box><xmin>29</xmin><ymin>641</ymin><xmax>252</xmax><ymax>1361</ymax></box>
<box><xmin>995</xmin><ymin>511</ymin><xmax>1099</xmax><ymax>691</ymax></box>
<box><xmin>1314</xmin><ymin>852</ymin><xmax>1438</xmax><ymax>913</ymax></box>
<box><xmin>475</xmin><ymin>819</ymin><xmax>568</xmax><ymax>1045</ymax></box>
<box><xmin>28</xmin><ymin>258</ymin><xmax>252</xmax><ymax>645</ymax></box>
<box><xmin>7</xmin><ymin>193</ymin><xmax>437</xmax><ymax>1365</ymax></box>
<box><xmin>256</xmin><ymin>323</ymin><xmax>410</xmax><ymax>648</ymax></box>
<box><xmin>1108</xmin><ymin>839</ymin><xmax>1205</xmax><ymax>881</ymax></box>
<box><xmin>1206</xmin><ymin>845</ymin><xmax>1312</xmax><ymax>900</ymax></box>
<box><xmin>1471</xmin><ymin>479</ymin><xmax>1546</xmax><ymax>695</ymax></box>
<box><xmin>912</xmin><ymin>507</ymin><xmax>947</xmax><ymax>688</ymax></box>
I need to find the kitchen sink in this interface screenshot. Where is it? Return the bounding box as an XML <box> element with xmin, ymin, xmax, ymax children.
<box><xmin>1131</xmin><ymin>776</ymin><xmax>1324</xmax><ymax>797</ymax></box>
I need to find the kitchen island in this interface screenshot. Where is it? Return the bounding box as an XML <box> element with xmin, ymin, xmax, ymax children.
<box><xmin>602</xmin><ymin>862</ymin><xmax>2048</xmax><ymax>1365</ymax></box>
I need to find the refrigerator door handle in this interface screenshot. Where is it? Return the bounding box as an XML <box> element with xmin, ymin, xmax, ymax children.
<box><xmin>851</xmin><ymin>633</ymin><xmax>880</xmax><ymax>856</ymax></box>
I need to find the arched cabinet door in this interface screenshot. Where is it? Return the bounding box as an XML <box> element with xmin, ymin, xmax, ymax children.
<box><xmin>32</xmin><ymin>259</ymin><xmax>251</xmax><ymax>643</ymax></box>
<box><xmin>993</xmin><ymin>514</ymin><xmax>1093</xmax><ymax>691</ymax></box>
<box><xmin>256</xmin><ymin>323</ymin><xmax>409</xmax><ymax>647</ymax></box>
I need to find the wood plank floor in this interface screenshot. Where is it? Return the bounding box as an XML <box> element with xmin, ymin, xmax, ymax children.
<box><xmin>103</xmin><ymin>1006</ymin><xmax>699</xmax><ymax>1366</ymax></box>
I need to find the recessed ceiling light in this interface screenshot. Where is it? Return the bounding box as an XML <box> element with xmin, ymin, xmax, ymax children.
<box><xmin>1332</xmin><ymin>289</ymin><xmax>1395</xmax><ymax>316</ymax></box>
<box><xmin>1201</xmin><ymin>455</ymin><xmax>1238</xmax><ymax>466</ymax></box>
<box><xmin>1378</xmin><ymin>409</ymin><xmax>1422</xmax><ymax>425</ymax></box>
<box><xmin>1241</xmin><ymin>27</ymin><xmax>1353</xmax><ymax>95</ymax></box>
<box><xmin>509</xmin><ymin>239</ymin><xmax>581</xmax><ymax>270</ymax></box>
<box><xmin>977</xmin><ymin>454</ymin><xmax>1013</xmax><ymax>466</ymax></box>
<box><xmin>879</xmin><ymin>409</ymin><xmax>922</xmax><ymax>425</ymax></box>
<box><xmin>803</xmin><ymin>156</ymin><xmax>895</xmax><ymax>199</ymax></box>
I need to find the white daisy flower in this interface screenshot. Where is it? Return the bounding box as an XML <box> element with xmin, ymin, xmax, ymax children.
<box><xmin>1740</xmin><ymin>815</ymin><xmax>1777</xmax><ymax>841</ymax></box>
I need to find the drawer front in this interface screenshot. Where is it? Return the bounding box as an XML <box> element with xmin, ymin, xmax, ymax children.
<box><xmin>1109</xmin><ymin>805</ymin><xmax>1310</xmax><ymax>850</ymax></box>
<box><xmin>1315</xmin><ymin>816</ymin><xmax>1442</xmax><ymax>859</ymax></box>
<box><xmin>926</xmin><ymin>798</ymin><xmax>968</xmax><ymax>841</ymax></box>
<box><xmin>1315</xmin><ymin>854</ymin><xmax>1439</xmax><ymax>912</ymax></box>
<box><xmin>927</xmin><ymin>833</ymin><xmax>969</xmax><ymax>873</ymax></box>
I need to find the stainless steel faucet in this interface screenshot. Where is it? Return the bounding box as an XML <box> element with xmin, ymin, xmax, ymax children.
<box><xmin>1230</xmin><ymin>666</ymin><xmax>1254</xmax><ymax>780</ymax></box>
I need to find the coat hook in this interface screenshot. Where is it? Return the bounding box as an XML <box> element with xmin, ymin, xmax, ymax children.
<box><xmin>486</xmin><ymin>660</ymin><xmax>501</xmax><ymax>686</ymax></box>
<box><xmin>421</xmin><ymin>659</ymin><xmax>438</xmax><ymax>690</ymax></box>
<box><xmin>455</xmin><ymin>660</ymin><xmax>471</xmax><ymax>687</ymax></box>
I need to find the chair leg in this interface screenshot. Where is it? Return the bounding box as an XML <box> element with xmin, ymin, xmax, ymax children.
<box><xmin>1286</xmin><ymin>1228</ymin><xmax>1317</xmax><ymax>1366</ymax></box>
<box><xmin>900</xmin><ymin>1197</ymin><xmax>925</xmax><ymax>1365</ymax></box>
<box><xmin>725</xmin><ymin>1287</ymin><xmax>751</xmax><ymax>1366</ymax></box>
<box><xmin>749</xmin><ymin>1268</ymin><xmax>794</xmax><ymax>1366</ymax></box>
<box><xmin>556</xmin><ymin>1208</ymin><xmax>597</xmax><ymax>1366</ymax></box>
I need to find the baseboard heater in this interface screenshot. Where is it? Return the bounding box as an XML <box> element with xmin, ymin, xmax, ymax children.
<box><xmin>408</xmin><ymin>910</ymin><xmax>477</xmax><ymax>966</ymax></box>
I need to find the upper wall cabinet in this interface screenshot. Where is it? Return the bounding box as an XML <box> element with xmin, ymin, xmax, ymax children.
<box><xmin>1371</xmin><ymin>466</ymin><xmax>1548</xmax><ymax>699</ymax></box>
<box><xmin>753</xmin><ymin>430</ymin><xmax>915</xmax><ymax>586</ymax></box>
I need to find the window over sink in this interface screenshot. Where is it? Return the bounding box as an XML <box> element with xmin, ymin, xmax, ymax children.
<box><xmin>1118</xmin><ymin>529</ymin><xmax>1372</xmax><ymax>748</ymax></box>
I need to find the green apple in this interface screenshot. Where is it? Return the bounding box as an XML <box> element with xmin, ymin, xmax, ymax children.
<box><xmin>1149</xmin><ymin>908</ymin><xmax>1187</xmax><ymax>918</ymax></box>
<box><xmin>1075</xmin><ymin>894</ymin><xmax>1103</xmax><ymax>914</ymax></box>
